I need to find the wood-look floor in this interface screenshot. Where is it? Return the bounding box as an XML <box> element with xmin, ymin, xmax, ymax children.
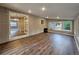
<box><xmin>0</xmin><ymin>33</ymin><xmax>78</xmax><ymax>55</ymax></box>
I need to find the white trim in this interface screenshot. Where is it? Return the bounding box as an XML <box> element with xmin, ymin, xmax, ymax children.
<box><xmin>29</xmin><ymin>31</ymin><xmax>43</xmax><ymax>37</ymax></box>
<box><xmin>49</xmin><ymin>31</ymin><xmax>74</xmax><ymax>36</ymax></box>
<box><xmin>59</xmin><ymin>32</ymin><xmax>74</xmax><ymax>36</ymax></box>
<box><xmin>9</xmin><ymin>34</ymin><xmax>29</xmax><ymax>41</ymax></box>
<box><xmin>74</xmin><ymin>35</ymin><xmax>79</xmax><ymax>52</ymax></box>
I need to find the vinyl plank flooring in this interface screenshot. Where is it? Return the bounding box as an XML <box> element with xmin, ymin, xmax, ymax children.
<box><xmin>0</xmin><ymin>33</ymin><xmax>78</xmax><ymax>55</ymax></box>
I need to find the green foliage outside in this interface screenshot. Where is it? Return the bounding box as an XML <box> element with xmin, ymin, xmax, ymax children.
<box><xmin>63</xmin><ymin>21</ymin><xmax>72</xmax><ymax>30</ymax></box>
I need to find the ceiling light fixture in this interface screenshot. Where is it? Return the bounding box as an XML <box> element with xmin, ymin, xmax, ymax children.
<box><xmin>42</xmin><ymin>6</ymin><xmax>46</xmax><ymax>11</ymax></box>
<box><xmin>45</xmin><ymin>16</ymin><xmax>48</xmax><ymax>18</ymax></box>
<box><xmin>28</xmin><ymin>9</ymin><xmax>32</xmax><ymax>13</ymax></box>
<box><xmin>56</xmin><ymin>16</ymin><xmax>60</xmax><ymax>19</ymax></box>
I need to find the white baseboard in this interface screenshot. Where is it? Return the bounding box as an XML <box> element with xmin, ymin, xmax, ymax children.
<box><xmin>49</xmin><ymin>31</ymin><xmax>74</xmax><ymax>36</ymax></box>
<box><xmin>74</xmin><ymin>35</ymin><xmax>79</xmax><ymax>52</ymax></box>
<box><xmin>9</xmin><ymin>34</ymin><xmax>29</xmax><ymax>41</ymax></box>
<box><xmin>29</xmin><ymin>31</ymin><xmax>43</xmax><ymax>37</ymax></box>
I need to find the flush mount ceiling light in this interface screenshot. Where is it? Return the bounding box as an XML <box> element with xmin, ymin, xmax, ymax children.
<box><xmin>56</xmin><ymin>16</ymin><xmax>60</xmax><ymax>19</ymax></box>
<box><xmin>28</xmin><ymin>9</ymin><xmax>32</xmax><ymax>13</ymax></box>
<box><xmin>41</xmin><ymin>6</ymin><xmax>46</xmax><ymax>11</ymax></box>
<box><xmin>45</xmin><ymin>16</ymin><xmax>48</xmax><ymax>18</ymax></box>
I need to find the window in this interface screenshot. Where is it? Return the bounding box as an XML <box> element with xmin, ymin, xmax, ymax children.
<box><xmin>55</xmin><ymin>22</ymin><xmax>62</xmax><ymax>30</ymax></box>
<box><xmin>63</xmin><ymin>21</ymin><xmax>72</xmax><ymax>31</ymax></box>
<box><xmin>9</xmin><ymin>19</ymin><xmax>19</xmax><ymax>37</ymax></box>
<box><xmin>48</xmin><ymin>21</ymin><xmax>72</xmax><ymax>32</ymax></box>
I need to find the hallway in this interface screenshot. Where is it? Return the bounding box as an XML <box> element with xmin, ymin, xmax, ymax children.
<box><xmin>0</xmin><ymin>33</ymin><xmax>78</xmax><ymax>55</ymax></box>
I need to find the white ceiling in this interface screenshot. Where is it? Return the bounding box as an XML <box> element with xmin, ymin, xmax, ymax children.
<box><xmin>0</xmin><ymin>3</ymin><xmax>79</xmax><ymax>20</ymax></box>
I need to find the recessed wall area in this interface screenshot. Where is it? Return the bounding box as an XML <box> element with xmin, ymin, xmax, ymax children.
<box><xmin>9</xmin><ymin>11</ymin><xmax>29</xmax><ymax>40</ymax></box>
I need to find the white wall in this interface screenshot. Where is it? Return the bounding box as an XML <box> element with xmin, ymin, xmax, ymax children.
<box><xmin>74</xmin><ymin>16</ymin><xmax>79</xmax><ymax>36</ymax></box>
<box><xmin>74</xmin><ymin>16</ymin><xmax>79</xmax><ymax>51</ymax></box>
<box><xmin>0</xmin><ymin>7</ymin><xmax>9</xmax><ymax>44</ymax></box>
<box><xmin>29</xmin><ymin>15</ymin><xmax>47</xmax><ymax>36</ymax></box>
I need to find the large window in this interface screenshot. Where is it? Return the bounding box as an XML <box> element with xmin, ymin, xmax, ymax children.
<box><xmin>9</xmin><ymin>19</ymin><xmax>19</xmax><ymax>37</ymax></box>
<box><xmin>55</xmin><ymin>22</ymin><xmax>62</xmax><ymax>30</ymax></box>
<box><xmin>63</xmin><ymin>21</ymin><xmax>72</xmax><ymax>31</ymax></box>
<box><xmin>48</xmin><ymin>21</ymin><xmax>72</xmax><ymax>32</ymax></box>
